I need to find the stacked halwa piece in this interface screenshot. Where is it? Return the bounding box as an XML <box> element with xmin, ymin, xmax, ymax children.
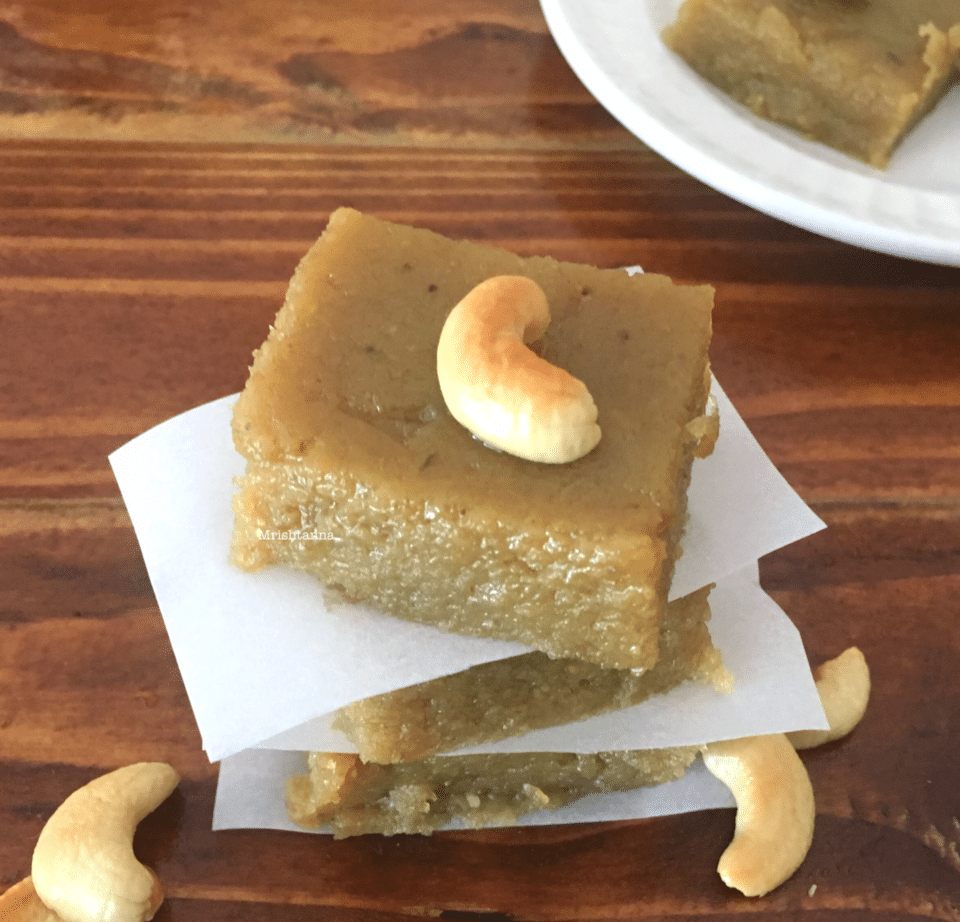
<box><xmin>230</xmin><ymin>208</ymin><xmax>726</xmax><ymax>835</ymax></box>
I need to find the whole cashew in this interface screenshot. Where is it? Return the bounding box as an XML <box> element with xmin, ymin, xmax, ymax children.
<box><xmin>788</xmin><ymin>647</ymin><xmax>870</xmax><ymax>750</ymax></box>
<box><xmin>31</xmin><ymin>762</ymin><xmax>180</xmax><ymax>922</ymax></box>
<box><xmin>436</xmin><ymin>275</ymin><xmax>601</xmax><ymax>464</ymax></box>
<box><xmin>702</xmin><ymin>647</ymin><xmax>871</xmax><ymax>897</ymax></box>
<box><xmin>701</xmin><ymin>734</ymin><xmax>815</xmax><ymax>898</ymax></box>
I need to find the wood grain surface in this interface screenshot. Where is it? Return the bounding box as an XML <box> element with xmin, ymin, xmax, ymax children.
<box><xmin>1</xmin><ymin>0</ymin><xmax>960</xmax><ymax>918</ymax></box>
<box><xmin>0</xmin><ymin>0</ymin><xmax>617</xmax><ymax>148</ymax></box>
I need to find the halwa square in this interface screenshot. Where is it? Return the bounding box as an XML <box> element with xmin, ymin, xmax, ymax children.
<box><xmin>334</xmin><ymin>584</ymin><xmax>726</xmax><ymax>764</ymax></box>
<box><xmin>231</xmin><ymin>208</ymin><xmax>713</xmax><ymax>671</ymax></box>
<box><xmin>285</xmin><ymin>747</ymin><xmax>700</xmax><ymax>837</ymax></box>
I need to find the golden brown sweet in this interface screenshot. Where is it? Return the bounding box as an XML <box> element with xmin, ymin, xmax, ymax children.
<box><xmin>334</xmin><ymin>584</ymin><xmax>727</xmax><ymax>764</ymax></box>
<box><xmin>231</xmin><ymin>208</ymin><xmax>714</xmax><ymax>670</ymax></box>
<box><xmin>286</xmin><ymin>747</ymin><xmax>699</xmax><ymax>837</ymax></box>
<box><xmin>663</xmin><ymin>0</ymin><xmax>960</xmax><ymax>168</ymax></box>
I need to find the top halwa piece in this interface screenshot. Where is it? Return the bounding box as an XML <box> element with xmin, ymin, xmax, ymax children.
<box><xmin>663</xmin><ymin>0</ymin><xmax>960</xmax><ymax>168</ymax></box>
<box><xmin>231</xmin><ymin>208</ymin><xmax>713</xmax><ymax>671</ymax></box>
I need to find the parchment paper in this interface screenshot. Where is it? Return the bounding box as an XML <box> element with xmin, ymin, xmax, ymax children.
<box><xmin>109</xmin><ymin>379</ymin><xmax>825</xmax><ymax>763</ymax></box>
<box><xmin>211</xmin><ymin>558</ymin><xmax>823</xmax><ymax>832</ymax></box>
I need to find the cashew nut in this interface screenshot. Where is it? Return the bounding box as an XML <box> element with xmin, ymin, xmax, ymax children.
<box><xmin>31</xmin><ymin>762</ymin><xmax>180</xmax><ymax>922</ymax></box>
<box><xmin>788</xmin><ymin>647</ymin><xmax>870</xmax><ymax>750</ymax></box>
<box><xmin>701</xmin><ymin>648</ymin><xmax>871</xmax><ymax>896</ymax></box>
<box><xmin>436</xmin><ymin>275</ymin><xmax>601</xmax><ymax>464</ymax></box>
<box><xmin>701</xmin><ymin>734</ymin><xmax>815</xmax><ymax>897</ymax></box>
<box><xmin>0</xmin><ymin>877</ymin><xmax>61</xmax><ymax>922</ymax></box>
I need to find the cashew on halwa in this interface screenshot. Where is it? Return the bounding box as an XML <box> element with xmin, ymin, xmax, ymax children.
<box><xmin>436</xmin><ymin>275</ymin><xmax>601</xmax><ymax>464</ymax></box>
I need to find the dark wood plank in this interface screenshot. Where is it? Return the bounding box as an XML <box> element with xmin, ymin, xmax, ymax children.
<box><xmin>0</xmin><ymin>2</ymin><xmax>618</xmax><ymax>148</ymax></box>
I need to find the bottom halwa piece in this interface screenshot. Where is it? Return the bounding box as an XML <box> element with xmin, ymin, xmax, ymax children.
<box><xmin>334</xmin><ymin>584</ymin><xmax>728</xmax><ymax>764</ymax></box>
<box><xmin>286</xmin><ymin>748</ymin><xmax>699</xmax><ymax>837</ymax></box>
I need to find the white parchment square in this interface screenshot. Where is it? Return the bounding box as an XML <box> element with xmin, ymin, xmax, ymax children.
<box><xmin>109</xmin><ymin>378</ymin><xmax>824</xmax><ymax>762</ymax></box>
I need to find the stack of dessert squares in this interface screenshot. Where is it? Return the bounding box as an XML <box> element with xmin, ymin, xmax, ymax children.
<box><xmin>226</xmin><ymin>206</ymin><xmax>743</xmax><ymax>836</ymax></box>
<box><xmin>109</xmin><ymin>207</ymin><xmax>871</xmax><ymax>896</ymax></box>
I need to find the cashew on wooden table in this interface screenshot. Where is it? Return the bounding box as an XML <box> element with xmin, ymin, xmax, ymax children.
<box><xmin>0</xmin><ymin>762</ymin><xmax>179</xmax><ymax>922</ymax></box>
<box><xmin>787</xmin><ymin>647</ymin><xmax>871</xmax><ymax>751</ymax></box>
<box><xmin>437</xmin><ymin>275</ymin><xmax>602</xmax><ymax>464</ymax></box>
<box><xmin>702</xmin><ymin>647</ymin><xmax>871</xmax><ymax>897</ymax></box>
<box><xmin>0</xmin><ymin>654</ymin><xmax>869</xmax><ymax>908</ymax></box>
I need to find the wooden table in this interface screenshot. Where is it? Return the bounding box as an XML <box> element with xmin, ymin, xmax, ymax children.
<box><xmin>2</xmin><ymin>2</ymin><xmax>959</xmax><ymax>919</ymax></box>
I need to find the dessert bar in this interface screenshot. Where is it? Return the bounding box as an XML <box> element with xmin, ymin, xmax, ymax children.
<box><xmin>335</xmin><ymin>584</ymin><xmax>727</xmax><ymax>764</ymax></box>
<box><xmin>286</xmin><ymin>747</ymin><xmax>700</xmax><ymax>836</ymax></box>
<box><xmin>231</xmin><ymin>208</ymin><xmax>714</xmax><ymax>671</ymax></box>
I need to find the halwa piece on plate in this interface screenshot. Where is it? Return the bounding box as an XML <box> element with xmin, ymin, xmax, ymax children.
<box><xmin>231</xmin><ymin>208</ymin><xmax>714</xmax><ymax>671</ymax></box>
<box><xmin>663</xmin><ymin>0</ymin><xmax>960</xmax><ymax>168</ymax></box>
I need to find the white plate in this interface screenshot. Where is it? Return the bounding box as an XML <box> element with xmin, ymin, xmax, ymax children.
<box><xmin>540</xmin><ymin>0</ymin><xmax>960</xmax><ymax>265</ymax></box>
